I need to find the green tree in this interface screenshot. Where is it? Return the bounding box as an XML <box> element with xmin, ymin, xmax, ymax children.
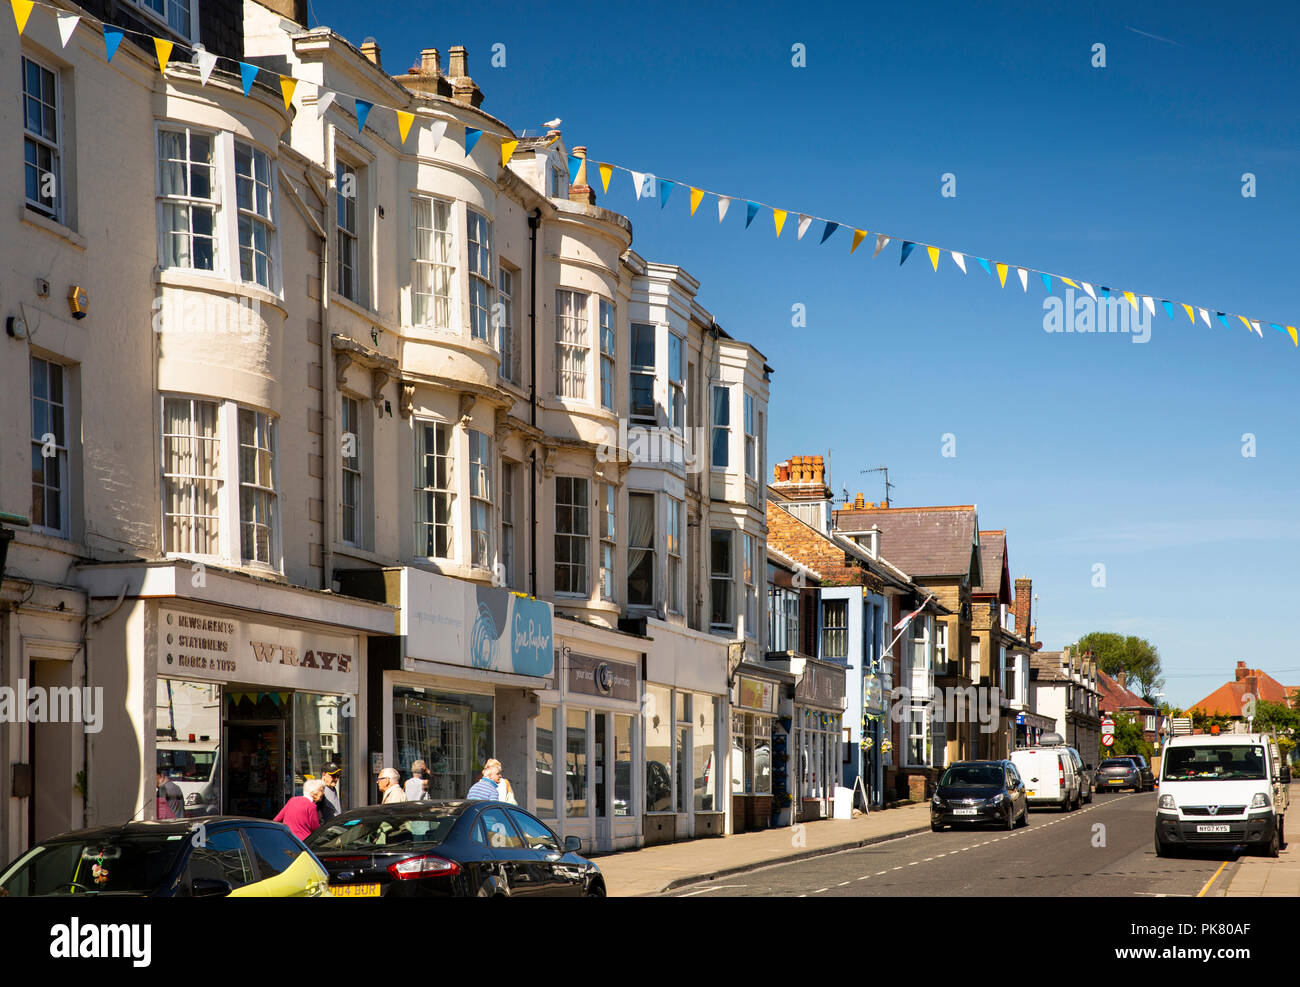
<box><xmin>1075</xmin><ymin>632</ymin><xmax>1164</xmax><ymax>697</ymax></box>
<box><xmin>1109</xmin><ymin>711</ymin><xmax>1153</xmax><ymax>761</ymax></box>
<box><xmin>1252</xmin><ymin>699</ymin><xmax>1300</xmax><ymax>737</ymax></box>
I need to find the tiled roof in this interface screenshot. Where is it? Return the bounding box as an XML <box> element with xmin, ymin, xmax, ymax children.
<box><xmin>1189</xmin><ymin>669</ymin><xmax>1296</xmax><ymax>717</ymax></box>
<box><xmin>832</xmin><ymin>505</ymin><xmax>979</xmax><ymax>581</ymax></box>
<box><xmin>973</xmin><ymin>530</ymin><xmax>1006</xmax><ymax>598</ymax></box>
<box><xmin>1031</xmin><ymin>651</ymin><xmax>1068</xmax><ymax>682</ymax></box>
<box><xmin>1096</xmin><ymin>669</ymin><xmax>1154</xmax><ymax>712</ymax></box>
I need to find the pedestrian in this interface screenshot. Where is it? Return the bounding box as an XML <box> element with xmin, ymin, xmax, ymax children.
<box><xmin>377</xmin><ymin>767</ymin><xmax>407</xmax><ymax>804</ymax></box>
<box><xmin>274</xmin><ymin>778</ymin><xmax>325</xmax><ymax>841</ymax></box>
<box><xmin>156</xmin><ymin>770</ymin><xmax>185</xmax><ymax>819</ymax></box>
<box><xmin>404</xmin><ymin>760</ymin><xmax>430</xmax><ymax>801</ymax></box>
<box><xmin>498</xmin><ymin>768</ymin><xmax>517</xmax><ymax>805</ymax></box>
<box><xmin>317</xmin><ymin>762</ymin><xmax>343</xmax><ymax>822</ymax></box>
<box><xmin>467</xmin><ymin>758</ymin><xmax>503</xmax><ymax>801</ymax></box>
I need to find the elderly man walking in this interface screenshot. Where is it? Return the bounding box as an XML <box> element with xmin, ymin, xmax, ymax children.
<box><xmin>467</xmin><ymin>759</ymin><xmax>503</xmax><ymax>801</ymax></box>
<box><xmin>274</xmin><ymin>778</ymin><xmax>325</xmax><ymax>841</ymax></box>
<box><xmin>377</xmin><ymin>767</ymin><xmax>407</xmax><ymax>804</ymax></box>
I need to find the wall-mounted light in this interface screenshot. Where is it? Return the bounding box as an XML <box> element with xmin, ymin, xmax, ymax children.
<box><xmin>6</xmin><ymin>315</ymin><xmax>28</xmax><ymax>339</ymax></box>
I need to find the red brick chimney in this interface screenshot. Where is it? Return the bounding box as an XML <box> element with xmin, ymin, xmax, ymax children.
<box><xmin>771</xmin><ymin>455</ymin><xmax>832</xmax><ymax>533</ymax></box>
<box><xmin>1117</xmin><ymin>670</ymin><xmax>1127</xmax><ymax>690</ymax></box>
<box><xmin>1235</xmin><ymin>660</ymin><xmax>1249</xmax><ymax>682</ymax></box>
<box><xmin>1013</xmin><ymin>577</ymin><xmax>1032</xmax><ymax>639</ymax></box>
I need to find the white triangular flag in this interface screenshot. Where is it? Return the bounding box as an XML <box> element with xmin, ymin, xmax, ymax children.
<box><xmin>1081</xmin><ymin>282</ymin><xmax>1097</xmax><ymax>301</ymax></box>
<box><xmin>951</xmin><ymin>252</ymin><xmax>966</xmax><ymax>274</ymax></box>
<box><xmin>631</xmin><ymin>171</ymin><xmax>646</xmax><ymax>200</ymax></box>
<box><xmin>873</xmin><ymin>234</ymin><xmax>890</xmax><ymax>257</ymax></box>
<box><xmin>1142</xmin><ymin>296</ymin><xmax>1155</xmax><ymax>316</ymax></box>
<box><xmin>642</xmin><ymin>173</ymin><xmax>657</xmax><ymax>199</ymax></box>
<box><xmin>1199</xmin><ymin>307</ymin><xmax>1211</xmax><ymax>327</ymax></box>
<box><xmin>428</xmin><ymin>119</ymin><xmax>447</xmax><ymax>151</ymax></box>
<box><xmin>796</xmin><ymin>214</ymin><xmax>812</xmax><ymax>240</ymax></box>
<box><xmin>56</xmin><ymin>12</ymin><xmax>80</xmax><ymax>48</ymax></box>
<box><xmin>195</xmin><ymin>49</ymin><xmax>217</xmax><ymax>85</ymax></box>
<box><xmin>315</xmin><ymin>88</ymin><xmax>337</xmax><ymax>119</ymax></box>
<box><xmin>1017</xmin><ymin>268</ymin><xmax>1028</xmax><ymax>292</ymax></box>
<box><xmin>717</xmin><ymin>196</ymin><xmax>731</xmax><ymax>222</ymax></box>
<box><xmin>1251</xmin><ymin>320</ymin><xmax>1262</xmax><ymax>336</ymax></box>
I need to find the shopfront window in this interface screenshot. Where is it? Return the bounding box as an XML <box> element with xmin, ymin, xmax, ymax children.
<box><xmin>753</xmin><ymin>716</ymin><xmax>772</xmax><ymax>795</ymax></box>
<box><xmin>156</xmin><ymin>679</ymin><xmax>221</xmax><ymax>818</ymax></box>
<box><xmin>566</xmin><ymin>708</ymin><xmax>587</xmax><ymax>817</ymax></box>
<box><xmin>614</xmin><ymin>715</ymin><xmax>633</xmax><ymax>816</ymax></box>
<box><xmin>594</xmin><ymin>713</ymin><xmax>608</xmax><ymax>819</ymax></box>
<box><xmin>536</xmin><ymin>705</ymin><xmax>556</xmax><ymax>817</ymax></box>
<box><xmin>694</xmin><ymin>695</ymin><xmax>716</xmax><ymax>811</ymax></box>
<box><xmin>393</xmin><ymin>687</ymin><xmax>493</xmax><ymax>800</ymax></box>
<box><xmin>293</xmin><ymin>692</ymin><xmax>351</xmax><ymax>808</ymax></box>
<box><xmin>675</xmin><ymin>726</ymin><xmax>689</xmax><ymax>814</ymax></box>
<box><xmin>645</xmin><ymin>684</ymin><xmax>672</xmax><ymax>813</ymax></box>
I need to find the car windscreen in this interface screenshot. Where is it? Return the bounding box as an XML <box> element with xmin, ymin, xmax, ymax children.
<box><xmin>307</xmin><ymin>811</ymin><xmax>458</xmax><ymax>852</ymax></box>
<box><xmin>1162</xmin><ymin>746</ymin><xmax>1268</xmax><ymax>781</ymax></box>
<box><xmin>939</xmin><ymin>765</ymin><xmax>1004</xmax><ymax>788</ymax></box>
<box><xmin>0</xmin><ymin>835</ymin><xmax>187</xmax><ymax>896</ymax></box>
<box><xmin>1099</xmin><ymin>758</ymin><xmax>1135</xmax><ymax>769</ymax></box>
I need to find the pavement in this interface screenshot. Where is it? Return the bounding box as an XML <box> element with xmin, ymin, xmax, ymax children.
<box><xmin>1222</xmin><ymin>832</ymin><xmax>1300</xmax><ymax>897</ymax></box>
<box><xmin>595</xmin><ymin>802</ymin><xmax>932</xmax><ymax>897</ymax></box>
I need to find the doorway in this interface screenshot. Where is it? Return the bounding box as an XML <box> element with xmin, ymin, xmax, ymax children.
<box><xmin>223</xmin><ymin>691</ymin><xmax>291</xmax><ymax>819</ymax></box>
<box><xmin>28</xmin><ymin>658</ymin><xmax>76</xmax><ymax>844</ymax></box>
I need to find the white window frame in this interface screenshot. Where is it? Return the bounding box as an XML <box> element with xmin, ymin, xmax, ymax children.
<box><xmin>742</xmin><ymin>532</ymin><xmax>756</xmax><ymax>639</ymax></box>
<box><xmin>629</xmin><ymin>322</ymin><xmax>656</xmax><ymax>425</ymax></box>
<box><xmin>234</xmin><ymin>140</ymin><xmax>277</xmax><ymax>291</ymax></box>
<box><xmin>411</xmin><ymin>193</ymin><xmax>454</xmax><ymax>329</ymax></box>
<box><xmin>336</xmin><ymin>158</ymin><xmax>361</xmax><ymax>304</ymax></box>
<box><xmin>501</xmin><ymin>462</ymin><xmax>516</xmax><ymax>589</ymax></box>
<box><xmin>555</xmin><ymin>476</ymin><xmax>590</xmax><ymax>596</ymax></box>
<box><xmin>711</xmin><ymin>384</ymin><xmax>731</xmax><ymax>470</ymax></box>
<box><xmin>555</xmin><ymin>289</ymin><xmax>590</xmax><ymax>400</ymax></box>
<box><xmin>469</xmin><ymin>429</ymin><xmax>493</xmax><ymax>569</ymax></box>
<box><xmin>467</xmin><ymin>209</ymin><xmax>495</xmax><ymax>342</ymax></box>
<box><xmin>29</xmin><ymin>356</ymin><xmax>70</xmax><ymax>538</ymax></box>
<box><xmin>666</xmin><ymin>497</ymin><xmax>683</xmax><ymax>614</ymax></box>
<box><xmin>498</xmin><ymin>265</ymin><xmax>517</xmax><ymax>383</ymax></box>
<box><xmin>340</xmin><ymin>394</ymin><xmax>365</xmax><ymax>548</ymax></box>
<box><xmin>600</xmin><ymin>483</ymin><xmax>616</xmax><ymax>601</ymax></box>
<box><xmin>627</xmin><ymin>491</ymin><xmax>655</xmax><ymax>608</ymax></box>
<box><xmin>162</xmin><ymin>396</ymin><xmax>222</xmax><ymax>560</ymax></box>
<box><xmin>414</xmin><ymin>418</ymin><xmax>455</xmax><ymax>560</ymax></box>
<box><xmin>668</xmin><ymin>333</ymin><xmax>685</xmax><ymax>433</ymax></box>
<box><xmin>710</xmin><ymin>528</ymin><xmax>734</xmax><ymax>633</ymax></box>
<box><xmin>21</xmin><ymin>55</ymin><xmax>62</xmax><ymax>222</ymax></box>
<box><xmin>133</xmin><ymin>0</ymin><xmax>199</xmax><ymax>42</ymax></box>
<box><xmin>236</xmin><ymin>408</ymin><xmax>278</xmax><ymax>567</ymax></box>
<box><xmin>599</xmin><ymin>300</ymin><xmax>616</xmax><ymax>411</ymax></box>
<box><xmin>157</xmin><ymin>125</ymin><xmax>220</xmax><ymax>275</ymax></box>
<box><xmin>744</xmin><ymin>393</ymin><xmax>757</xmax><ymax>479</ymax></box>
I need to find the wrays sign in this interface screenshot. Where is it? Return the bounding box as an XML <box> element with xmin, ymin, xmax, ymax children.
<box><xmin>157</xmin><ymin>608</ymin><xmax>359</xmax><ymax>694</ymax></box>
<box><xmin>401</xmin><ymin>569</ymin><xmax>554</xmax><ymax>678</ymax></box>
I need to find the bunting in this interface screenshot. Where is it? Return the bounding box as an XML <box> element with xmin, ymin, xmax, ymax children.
<box><xmin>11</xmin><ymin>0</ymin><xmax>1286</xmax><ymax>350</ymax></box>
<box><xmin>568</xmin><ymin>153</ymin><xmax>582</xmax><ymax>186</ymax></box>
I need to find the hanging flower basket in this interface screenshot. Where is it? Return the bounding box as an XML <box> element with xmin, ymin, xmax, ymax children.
<box><xmin>881</xmin><ymin>740</ymin><xmax>893</xmax><ymax>754</ymax></box>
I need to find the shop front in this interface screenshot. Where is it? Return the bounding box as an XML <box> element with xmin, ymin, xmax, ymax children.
<box><xmin>76</xmin><ymin>561</ymin><xmax>395</xmax><ymax>832</ymax></box>
<box><xmin>532</xmin><ymin>621</ymin><xmax>644</xmax><ymax>853</ymax></box>
<box><xmin>1015</xmin><ymin>710</ymin><xmax>1056</xmax><ymax>749</ymax></box>
<box><xmin>729</xmin><ymin>667</ymin><xmax>791</xmax><ymax>832</ymax></box>
<box><xmin>339</xmin><ymin>567</ymin><xmax>555</xmax><ymax>808</ymax></box>
<box><xmin>768</xmin><ymin>654</ymin><xmax>847</xmax><ymax>822</ymax></box>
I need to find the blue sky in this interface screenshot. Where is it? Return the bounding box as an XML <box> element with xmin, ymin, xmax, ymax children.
<box><xmin>312</xmin><ymin>0</ymin><xmax>1300</xmax><ymax>708</ymax></box>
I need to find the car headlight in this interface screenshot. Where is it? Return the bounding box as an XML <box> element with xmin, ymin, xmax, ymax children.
<box><xmin>989</xmin><ymin>793</ymin><xmax>1005</xmax><ymax>805</ymax></box>
<box><xmin>1158</xmin><ymin>794</ymin><xmax>1176</xmax><ymax>810</ymax></box>
<box><xmin>1250</xmin><ymin>792</ymin><xmax>1270</xmax><ymax>809</ymax></box>
<box><xmin>932</xmin><ymin>794</ymin><xmax>944</xmax><ymax>806</ymax></box>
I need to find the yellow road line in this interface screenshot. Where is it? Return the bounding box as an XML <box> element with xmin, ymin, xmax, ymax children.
<box><xmin>1197</xmin><ymin>861</ymin><xmax>1229</xmax><ymax>898</ymax></box>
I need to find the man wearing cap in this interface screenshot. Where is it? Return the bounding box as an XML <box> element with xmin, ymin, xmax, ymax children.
<box><xmin>318</xmin><ymin>762</ymin><xmax>343</xmax><ymax>822</ymax></box>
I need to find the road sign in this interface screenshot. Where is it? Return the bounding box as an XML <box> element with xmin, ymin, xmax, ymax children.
<box><xmin>1101</xmin><ymin>734</ymin><xmax>1114</xmax><ymax>747</ymax></box>
<box><xmin>1102</xmin><ymin>717</ymin><xmax>1115</xmax><ymax>731</ymax></box>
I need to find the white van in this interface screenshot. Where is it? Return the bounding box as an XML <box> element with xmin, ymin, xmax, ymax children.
<box><xmin>1155</xmin><ymin>733</ymin><xmax>1286</xmax><ymax>858</ymax></box>
<box><xmin>1010</xmin><ymin>734</ymin><xmax>1082</xmax><ymax>811</ymax></box>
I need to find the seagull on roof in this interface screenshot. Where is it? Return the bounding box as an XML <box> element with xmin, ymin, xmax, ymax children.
<box><xmin>543</xmin><ymin>118</ymin><xmax>562</xmax><ymax>129</ymax></box>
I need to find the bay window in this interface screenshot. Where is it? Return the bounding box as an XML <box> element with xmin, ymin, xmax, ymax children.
<box><xmin>629</xmin><ymin>323</ymin><xmax>655</xmax><ymax>423</ymax></box>
<box><xmin>467</xmin><ymin>209</ymin><xmax>494</xmax><ymax>341</ymax></box>
<box><xmin>555</xmin><ymin>476</ymin><xmax>589</xmax><ymax>595</ymax></box>
<box><xmin>469</xmin><ymin>430</ymin><xmax>493</xmax><ymax>568</ymax></box>
<box><xmin>415</xmin><ymin>420</ymin><xmax>455</xmax><ymax>559</ymax></box>
<box><xmin>666</xmin><ymin>497</ymin><xmax>683</xmax><ymax>613</ymax></box>
<box><xmin>627</xmin><ymin>492</ymin><xmax>654</xmax><ymax>606</ymax></box>
<box><xmin>668</xmin><ymin>334</ymin><xmax>685</xmax><ymax>431</ymax></box>
<box><xmin>235</xmin><ymin>141</ymin><xmax>276</xmax><ymax>289</ymax></box>
<box><xmin>743</xmin><ymin>533</ymin><xmax>757</xmax><ymax>638</ymax></box>
<box><xmin>498</xmin><ymin>266</ymin><xmax>517</xmax><ymax>382</ymax></box>
<box><xmin>237</xmin><ymin>409</ymin><xmax>277</xmax><ymax>565</ymax></box>
<box><xmin>744</xmin><ymin>393</ymin><xmax>757</xmax><ymax>479</ymax></box>
<box><xmin>159</xmin><ymin>128</ymin><xmax>217</xmax><ymax>272</ymax></box>
<box><xmin>412</xmin><ymin>195</ymin><xmax>453</xmax><ymax>328</ymax></box>
<box><xmin>711</xmin><ymin>385</ymin><xmax>730</xmax><ymax>469</ymax></box>
<box><xmin>710</xmin><ymin>529</ymin><xmax>733</xmax><ymax>632</ymax></box>
<box><xmin>501</xmin><ymin>463</ymin><xmax>516</xmax><ymax>589</ymax></box>
<box><xmin>600</xmin><ymin>483</ymin><xmax>616</xmax><ymax>600</ymax></box>
<box><xmin>556</xmin><ymin>289</ymin><xmax>589</xmax><ymax>400</ymax></box>
<box><xmin>599</xmin><ymin>300</ymin><xmax>616</xmax><ymax>410</ymax></box>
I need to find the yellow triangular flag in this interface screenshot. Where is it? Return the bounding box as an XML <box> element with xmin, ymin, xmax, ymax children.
<box><xmin>397</xmin><ymin>111</ymin><xmax>415</xmax><ymax>145</ymax></box>
<box><xmin>280</xmin><ymin>76</ymin><xmax>297</xmax><ymax>111</ymax></box>
<box><xmin>850</xmin><ymin>230</ymin><xmax>867</xmax><ymax>254</ymax></box>
<box><xmin>154</xmin><ymin>37</ymin><xmax>174</xmax><ymax>73</ymax></box>
<box><xmin>927</xmin><ymin>246</ymin><xmax>940</xmax><ymax>270</ymax></box>
<box><xmin>996</xmin><ymin>263</ymin><xmax>1008</xmax><ymax>287</ymax></box>
<box><xmin>10</xmin><ymin>0</ymin><xmax>33</xmax><ymax>34</ymax></box>
<box><xmin>773</xmin><ymin>209</ymin><xmax>787</xmax><ymax>237</ymax></box>
<box><xmin>1123</xmin><ymin>290</ymin><xmax>1138</xmax><ymax>310</ymax></box>
<box><xmin>598</xmin><ymin>163</ymin><xmax>613</xmax><ymax>193</ymax></box>
<box><xmin>689</xmin><ymin>188</ymin><xmax>704</xmax><ymax>216</ymax></box>
<box><xmin>1288</xmin><ymin>326</ymin><xmax>1298</xmax><ymax>346</ymax></box>
<box><xmin>1237</xmin><ymin>315</ymin><xmax>1253</xmax><ymax>331</ymax></box>
<box><xmin>1182</xmin><ymin>304</ymin><xmax>1194</xmax><ymax>322</ymax></box>
<box><xmin>1061</xmin><ymin>277</ymin><xmax>1078</xmax><ymax>289</ymax></box>
<box><xmin>500</xmin><ymin>137</ymin><xmax>517</xmax><ymax>165</ymax></box>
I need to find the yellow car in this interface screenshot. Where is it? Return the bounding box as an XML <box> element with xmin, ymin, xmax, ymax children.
<box><xmin>0</xmin><ymin>817</ymin><xmax>332</xmax><ymax>897</ymax></box>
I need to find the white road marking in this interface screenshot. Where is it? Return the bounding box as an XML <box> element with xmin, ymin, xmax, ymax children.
<box><xmin>677</xmin><ymin>884</ymin><xmax>749</xmax><ymax>897</ymax></box>
<box><xmin>814</xmin><ymin>887</ymin><xmax>828</xmax><ymax>894</ymax></box>
<box><xmin>876</xmin><ymin>870</ymin><xmax>888</xmax><ymax>875</ymax></box>
<box><xmin>838</xmin><ymin>881</ymin><xmax>850</xmax><ymax>886</ymax></box>
<box><xmin>857</xmin><ymin>875</ymin><xmax>871</xmax><ymax>881</ymax></box>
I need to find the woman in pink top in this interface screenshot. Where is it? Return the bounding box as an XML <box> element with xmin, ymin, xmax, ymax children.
<box><xmin>274</xmin><ymin>778</ymin><xmax>325</xmax><ymax>841</ymax></box>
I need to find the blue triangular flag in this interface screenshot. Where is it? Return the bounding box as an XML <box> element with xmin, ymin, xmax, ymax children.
<box><xmin>464</xmin><ymin>128</ymin><xmax>482</xmax><ymax>154</ymax></box>
<box><xmin>1162</xmin><ymin>301</ymin><xmax>1175</xmax><ymax>320</ymax></box>
<box><xmin>819</xmin><ymin>221</ymin><xmax>839</xmax><ymax>244</ymax></box>
<box><xmin>1216</xmin><ymin>312</ymin><xmax>1229</xmax><ymax>328</ymax></box>
<box><xmin>355</xmin><ymin>99</ymin><xmax>373</xmax><ymax>133</ymax></box>
<box><xmin>1040</xmin><ymin>273</ymin><xmax>1051</xmax><ymax>292</ymax></box>
<box><xmin>659</xmin><ymin>180</ymin><xmax>675</xmax><ymax>209</ymax></box>
<box><xmin>568</xmin><ymin>154</ymin><xmax>582</xmax><ymax>186</ymax></box>
<box><xmin>745</xmin><ymin>201</ymin><xmax>760</xmax><ymax>228</ymax></box>
<box><xmin>239</xmin><ymin>62</ymin><xmax>259</xmax><ymax>96</ymax></box>
<box><xmin>104</xmin><ymin>28</ymin><xmax>125</xmax><ymax>63</ymax></box>
<box><xmin>977</xmin><ymin>257</ymin><xmax>992</xmax><ymax>276</ymax></box>
<box><xmin>899</xmin><ymin>241</ymin><xmax>915</xmax><ymax>265</ymax></box>
<box><xmin>1099</xmin><ymin>286</ymin><xmax>1110</xmax><ymax>298</ymax></box>
<box><xmin>1270</xmin><ymin>323</ymin><xmax>1285</xmax><ymax>334</ymax></box>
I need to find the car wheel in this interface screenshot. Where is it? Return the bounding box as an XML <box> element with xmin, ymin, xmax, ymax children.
<box><xmin>931</xmin><ymin>821</ymin><xmax>944</xmax><ymax>832</ymax></box>
<box><xmin>586</xmin><ymin>880</ymin><xmax>606</xmax><ymax>897</ymax></box>
<box><xmin>1260</xmin><ymin>827</ymin><xmax>1280</xmax><ymax>858</ymax></box>
<box><xmin>1155</xmin><ymin>837</ymin><xmax>1174</xmax><ymax>858</ymax></box>
<box><xmin>1018</xmin><ymin>804</ymin><xmax>1029</xmax><ymax>828</ymax></box>
<box><xmin>1004</xmin><ymin>806</ymin><xmax>1016</xmax><ymax>831</ymax></box>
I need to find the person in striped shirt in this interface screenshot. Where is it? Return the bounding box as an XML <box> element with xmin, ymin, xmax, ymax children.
<box><xmin>467</xmin><ymin>759</ymin><xmax>504</xmax><ymax>800</ymax></box>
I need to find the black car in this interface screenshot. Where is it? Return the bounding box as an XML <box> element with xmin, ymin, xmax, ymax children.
<box><xmin>0</xmin><ymin>817</ymin><xmax>330</xmax><ymax>896</ymax></box>
<box><xmin>931</xmin><ymin>760</ymin><xmax>1029</xmax><ymax>831</ymax></box>
<box><xmin>1095</xmin><ymin>756</ymin><xmax>1152</xmax><ymax>792</ymax></box>
<box><xmin>307</xmin><ymin>800</ymin><xmax>606</xmax><ymax>897</ymax></box>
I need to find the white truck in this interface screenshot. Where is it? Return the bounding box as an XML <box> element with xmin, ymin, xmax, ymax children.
<box><xmin>1155</xmin><ymin>733</ymin><xmax>1287</xmax><ymax>858</ymax></box>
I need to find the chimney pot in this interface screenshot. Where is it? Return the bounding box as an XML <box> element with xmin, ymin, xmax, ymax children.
<box><xmin>421</xmin><ymin>48</ymin><xmax>441</xmax><ymax>76</ymax></box>
<box><xmin>448</xmin><ymin>45</ymin><xmax>468</xmax><ymax>78</ymax></box>
<box><xmin>360</xmin><ymin>38</ymin><xmax>382</xmax><ymax>68</ymax></box>
<box><xmin>854</xmin><ymin>493</ymin><xmax>864</xmax><ymax>509</ymax></box>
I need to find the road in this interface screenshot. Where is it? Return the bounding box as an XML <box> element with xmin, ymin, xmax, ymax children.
<box><xmin>668</xmin><ymin>791</ymin><xmax>1249</xmax><ymax>897</ymax></box>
